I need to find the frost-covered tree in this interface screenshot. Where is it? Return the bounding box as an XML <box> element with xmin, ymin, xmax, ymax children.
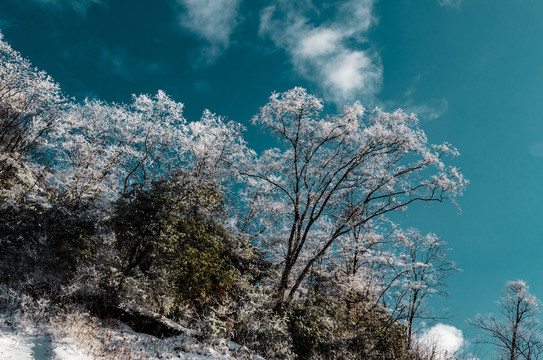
<box><xmin>329</xmin><ymin>225</ymin><xmax>457</xmax><ymax>347</ymax></box>
<box><xmin>49</xmin><ymin>92</ymin><xmax>186</xmax><ymax>202</ymax></box>
<box><xmin>330</xmin><ymin>218</ymin><xmax>396</xmax><ymax>303</ymax></box>
<box><xmin>470</xmin><ymin>280</ymin><xmax>543</xmax><ymax>360</ymax></box>
<box><xmin>242</xmin><ymin>87</ymin><xmax>467</xmax><ymax>313</ymax></box>
<box><xmin>48</xmin><ymin>93</ymin><xmax>249</xmax><ymax>204</ymax></box>
<box><xmin>386</xmin><ymin>229</ymin><xmax>457</xmax><ymax>347</ymax></box>
<box><xmin>183</xmin><ymin>109</ymin><xmax>251</xmax><ymax>182</ymax></box>
<box><xmin>0</xmin><ymin>31</ymin><xmax>64</xmax><ymax>184</ymax></box>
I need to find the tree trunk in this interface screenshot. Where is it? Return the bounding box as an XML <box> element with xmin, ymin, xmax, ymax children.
<box><xmin>274</xmin><ymin>259</ymin><xmax>294</xmax><ymax>315</ymax></box>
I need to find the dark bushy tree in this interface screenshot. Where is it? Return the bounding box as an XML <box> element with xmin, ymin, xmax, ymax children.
<box><xmin>288</xmin><ymin>286</ymin><xmax>412</xmax><ymax>360</ymax></box>
<box><xmin>112</xmin><ymin>174</ymin><xmax>238</xmax><ymax>313</ymax></box>
<box><xmin>0</xmin><ymin>196</ymin><xmax>97</xmax><ymax>295</ymax></box>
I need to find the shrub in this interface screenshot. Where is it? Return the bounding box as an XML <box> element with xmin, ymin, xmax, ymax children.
<box><xmin>288</xmin><ymin>287</ymin><xmax>412</xmax><ymax>360</ymax></box>
<box><xmin>0</xmin><ymin>194</ymin><xmax>98</xmax><ymax>296</ymax></box>
<box><xmin>232</xmin><ymin>285</ymin><xmax>295</xmax><ymax>360</ymax></box>
<box><xmin>112</xmin><ymin>174</ymin><xmax>237</xmax><ymax>314</ymax></box>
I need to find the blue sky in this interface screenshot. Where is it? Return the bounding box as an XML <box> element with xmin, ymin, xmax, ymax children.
<box><xmin>2</xmin><ymin>0</ymin><xmax>543</xmax><ymax>355</ymax></box>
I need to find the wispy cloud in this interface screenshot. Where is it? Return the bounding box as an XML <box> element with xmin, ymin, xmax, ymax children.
<box><xmin>437</xmin><ymin>0</ymin><xmax>462</xmax><ymax>9</ymax></box>
<box><xmin>404</xmin><ymin>98</ymin><xmax>449</xmax><ymax>122</ymax></box>
<box><xmin>529</xmin><ymin>142</ymin><xmax>543</xmax><ymax>158</ymax></box>
<box><xmin>98</xmin><ymin>46</ymin><xmax>160</xmax><ymax>80</ymax></box>
<box><xmin>0</xmin><ymin>18</ymin><xmax>13</xmax><ymax>30</ymax></box>
<box><xmin>193</xmin><ymin>80</ymin><xmax>212</xmax><ymax>93</ymax></box>
<box><xmin>99</xmin><ymin>47</ymin><xmax>132</xmax><ymax>80</ymax></box>
<box><xmin>26</xmin><ymin>0</ymin><xmax>105</xmax><ymax>16</ymax></box>
<box><xmin>416</xmin><ymin>323</ymin><xmax>465</xmax><ymax>360</ymax></box>
<box><xmin>259</xmin><ymin>0</ymin><xmax>382</xmax><ymax>105</ymax></box>
<box><xmin>385</xmin><ymin>74</ymin><xmax>448</xmax><ymax>121</ymax></box>
<box><xmin>174</xmin><ymin>0</ymin><xmax>242</xmax><ymax>64</ymax></box>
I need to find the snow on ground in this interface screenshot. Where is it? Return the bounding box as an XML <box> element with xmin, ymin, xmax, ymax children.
<box><xmin>0</xmin><ymin>311</ymin><xmax>264</xmax><ymax>359</ymax></box>
<box><xmin>0</xmin><ymin>331</ymin><xmax>49</xmax><ymax>359</ymax></box>
<box><xmin>1</xmin><ymin>320</ymin><xmax>89</xmax><ymax>359</ymax></box>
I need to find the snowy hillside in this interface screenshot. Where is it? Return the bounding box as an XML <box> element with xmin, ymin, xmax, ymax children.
<box><xmin>0</xmin><ymin>309</ymin><xmax>264</xmax><ymax>359</ymax></box>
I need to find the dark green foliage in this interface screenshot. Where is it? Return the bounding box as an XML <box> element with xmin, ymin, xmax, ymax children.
<box><xmin>288</xmin><ymin>289</ymin><xmax>333</xmax><ymax>359</ymax></box>
<box><xmin>288</xmin><ymin>287</ymin><xmax>412</xmax><ymax>360</ymax></box>
<box><xmin>0</xmin><ymin>196</ymin><xmax>97</xmax><ymax>294</ymax></box>
<box><xmin>0</xmin><ymin>158</ymin><xmax>18</xmax><ymax>191</ymax></box>
<box><xmin>0</xmin><ymin>158</ymin><xmax>419</xmax><ymax>360</ymax></box>
<box><xmin>112</xmin><ymin>175</ymin><xmax>237</xmax><ymax>313</ymax></box>
<box><xmin>232</xmin><ymin>292</ymin><xmax>295</xmax><ymax>360</ymax></box>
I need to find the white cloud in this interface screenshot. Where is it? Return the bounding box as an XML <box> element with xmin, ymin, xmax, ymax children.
<box><xmin>296</xmin><ymin>28</ymin><xmax>341</xmax><ymax>58</ymax></box>
<box><xmin>416</xmin><ymin>323</ymin><xmax>465</xmax><ymax>360</ymax></box>
<box><xmin>437</xmin><ymin>0</ymin><xmax>462</xmax><ymax>9</ymax></box>
<box><xmin>174</xmin><ymin>0</ymin><xmax>241</xmax><ymax>63</ymax></box>
<box><xmin>27</xmin><ymin>0</ymin><xmax>104</xmax><ymax>16</ymax></box>
<box><xmin>259</xmin><ymin>0</ymin><xmax>382</xmax><ymax>105</ymax></box>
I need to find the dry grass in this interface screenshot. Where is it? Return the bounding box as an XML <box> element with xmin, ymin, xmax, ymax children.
<box><xmin>0</xmin><ymin>285</ymin><xmax>263</xmax><ymax>359</ymax></box>
<box><xmin>0</xmin><ymin>286</ymin><xmax>159</xmax><ymax>359</ymax></box>
<box><xmin>50</xmin><ymin>308</ymin><xmax>158</xmax><ymax>359</ymax></box>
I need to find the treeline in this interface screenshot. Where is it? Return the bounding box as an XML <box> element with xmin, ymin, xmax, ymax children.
<box><xmin>0</xmin><ymin>31</ymin><xmax>469</xmax><ymax>359</ymax></box>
